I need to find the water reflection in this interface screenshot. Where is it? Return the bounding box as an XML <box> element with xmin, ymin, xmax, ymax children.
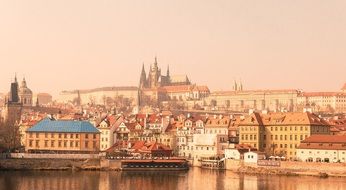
<box><xmin>0</xmin><ymin>168</ymin><xmax>345</xmax><ymax>190</ymax></box>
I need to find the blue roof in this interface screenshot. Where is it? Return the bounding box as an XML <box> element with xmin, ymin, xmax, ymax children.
<box><xmin>27</xmin><ymin>118</ymin><xmax>100</xmax><ymax>133</ymax></box>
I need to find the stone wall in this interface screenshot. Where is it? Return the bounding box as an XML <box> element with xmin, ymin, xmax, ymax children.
<box><xmin>225</xmin><ymin>159</ymin><xmax>346</xmax><ymax>176</ymax></box>
<box><xmin>10</xmin><ymin>153</ymin><xmax>101</xmax><ymax>159</ymax></box>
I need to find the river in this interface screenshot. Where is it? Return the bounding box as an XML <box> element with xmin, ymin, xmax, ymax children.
<box><xmin>0</xmin><ymin>168</ymin><xmax>345</xmax><ymax>190</ymax></box>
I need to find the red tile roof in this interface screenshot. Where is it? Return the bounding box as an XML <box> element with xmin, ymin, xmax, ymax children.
<box><xmin>301</xmin><ymin>135</ymin><xmax>346</xmax><ymax>143</ymax></box>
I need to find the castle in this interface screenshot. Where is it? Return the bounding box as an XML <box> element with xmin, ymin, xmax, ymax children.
<box><xmin>139</xmin><ymin>57</ymin><xmax>210</xmax><ymax>106</ymax></box>
<box><xmin>139</xmin><ymin>57</ymin><xmax>191</xmax><ymax>89</ymax></box>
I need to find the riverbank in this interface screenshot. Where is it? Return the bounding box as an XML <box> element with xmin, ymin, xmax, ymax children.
<box><xmin>0</xmin><ymin>158</ymin><xmax>103</xmax><ymax>171</ymax></box>
<box><xmin>225</xmin><ymin>160</ymin><xmax>346</xmax><ymax>178</ymax></box>
<box><xmin>2</xmin><ymin>158</ymin><xmax>346</xmax><ymax>178</ymax></box>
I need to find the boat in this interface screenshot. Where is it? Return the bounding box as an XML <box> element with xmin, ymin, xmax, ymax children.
<box><xmin>200</xmin><ymin>157</ymin><xmax>225</xmax><ymax>170</ymax></box>
<box><xmin>121</xmin><ymin>158</ymin><xmax>189</xmax><ymax>171</ymax></box>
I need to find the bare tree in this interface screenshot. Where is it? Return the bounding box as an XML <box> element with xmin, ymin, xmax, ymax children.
<box><xmin>0</xmin><ymin>121</ymin><xmax>21</xmax><ymax>151</ymax></box>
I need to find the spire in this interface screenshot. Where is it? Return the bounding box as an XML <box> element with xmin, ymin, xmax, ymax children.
<box><xmin>139</xmin><ymin>63</ymin><xmax>147</xmax><ymax>88</ymax></box>
<box><xmin>36</xmin><ymin>97</ymin><xmax>39</xmax><ymax>107</ymax></box>
<box><xmin>240</xmin><ymin>79</ymin><xmax>243</xmax><ymax>91</ymax></box>
<box><xmin>14</xmin><ymin>73</ymin><xmax>17</xmax><ymax>83</ymax></box>
<box><xmin>234</xmin><ymin>80</ymin><xmax>238</xmax><ymax>91</ymax></box>
<box><xmin>166</xmin><ymin>65</ymin><xmax>170</xmax><ymax>77</ymax></box>
<box><xmin>154</xmin><ymin>56</ymin><xmax>158</xmax><ymax>66</ymax></box>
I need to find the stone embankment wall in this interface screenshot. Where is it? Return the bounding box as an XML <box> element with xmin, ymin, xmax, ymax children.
<box><xmin>0</xmin><ymin>158</ymin><xmax>123</xmax><ymax>171</ymax></box>
<box><xmin>225</xmin><ymin>159</ymin><xmax>346</xmax><ymax>177</ymax></box>
<box><xmin>9</xmin><ymin>153</ymin><xmax>101</xmax><ymax>159</ymax></box>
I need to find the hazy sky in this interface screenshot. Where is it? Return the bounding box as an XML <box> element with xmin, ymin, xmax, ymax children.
<box><xmin>0</xmin><ymin>0</ymin><xmax>345</xmax><ymax>98</ymax></box>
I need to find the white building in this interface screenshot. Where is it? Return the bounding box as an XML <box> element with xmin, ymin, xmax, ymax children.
<box><xmin>297</xmin><ymin>135</ymin><xmax>346</xmax><ymax>163</ymax></box>
<box><xmin>244</xmin><ymin>151</ymin><xmax>266</xmax><ymax>163</ymax></box>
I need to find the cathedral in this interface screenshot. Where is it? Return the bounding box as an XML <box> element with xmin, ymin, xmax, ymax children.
<box><xmin>139</xmin><ymin>57</ymin><xmax>191</xmax><ymax>89</ymax></box>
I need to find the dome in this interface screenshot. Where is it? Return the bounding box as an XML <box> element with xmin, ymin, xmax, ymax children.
<box><xmin>18</xmin><ymin>78</ymin><xmax>33</xmax><ymax>95</ymax></box>
<box><xmin>19</xmin><ymin>87</ymin><xmax>33</xmax><ymax>95</ymax></box>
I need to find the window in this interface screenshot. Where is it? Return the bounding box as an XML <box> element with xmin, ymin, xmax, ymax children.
<box><xmin>45</xmin><ymin>133</ymin><xmax>48</xmax><ymax>138</ymax></box>
<box><xmin>44</xmin><ymin>140</ymin><xmax>48</xmax><ymax>147</ymax></box>
<box><xmin>85</xmin><ymin>141</ymin><xmax>89</xmax><ymax>148</ymax></box>
<box><xmin>58</xmin><ymin>141</ymin><xmax>62</xmax><ymax>147</ymax></box>
<box><xmin>64</xmin><ymin>141</ymin><xmax>67</xmax><ymax>147</ymax></box>
<box><xmin>64</xmin><ymin>134</ymin><xmax>67</xmax><ymax>138</ymax></box>
<box><xmin>58</xmin><ymin>134</ymin><xmax>62</xmax><ymax>138</ymax></box>
<box><xmin>29</xmin><ymin>140</ymin><xmax>33</xmax><ymax>147</ymax></box>
<box><xmin>70</xmin><ymin>134</ymin><xmax>73</xmax><ymax>138</ymax></box>
<box><xmin>51</xmin><ymin>140</ymin><xmax>55</xmax><ymax>147</ymax></box>
<box><xmin>93</xmin><ymin>134</ymin><xmax>97</xmax><ymax>139</ymax></box>
<box><xmin>36</xmin><ymin>133</ymin><xmax>39</xmax><ymax>138</ymax></box>
<box><xmin>29</xmin><ymin>133</ymin><xmax>33</xmax><ymax>138</ymax></box>
<box><xmin>35</xmin><ymin>140</ymin><xmax>39</xmax><ymax>147</ymax></box>
<box><xmin>85</xmin><ymin>134</ymin><xmax>89</xmax><ymax>139</ymax></box>
<box><xmin>76</xmin><ymin>134</ymin><xmax>79</xmax><ymax>138</ymax></box>
<box><xmin>93</xmin><ymin>141</ymin><xmax>97</xmax><ymax>148</ymax></box>
<box><xmin>51</xmin><ymin>133</ymin><xmax>54</xmax><ymax>138</ymax></box>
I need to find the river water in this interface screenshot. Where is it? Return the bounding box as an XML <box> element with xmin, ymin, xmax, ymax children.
<box><xmin>0</xmin><ymin>168</ymin><xmax>345</xmax><ymax>190</ymax></box>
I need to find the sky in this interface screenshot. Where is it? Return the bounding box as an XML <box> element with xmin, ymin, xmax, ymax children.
<box><xmin>0</xmin><ymin>0</ymin><xmax>345</xmax><ymax>98</ymax></box>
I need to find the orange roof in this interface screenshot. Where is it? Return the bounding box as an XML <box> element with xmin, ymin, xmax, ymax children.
<box><xmin>301</xmin><ymin>135</ymin><xmax>346</xmax><ymax>143</ymax></box>
<box><xmin>239</xmin><ymin>112</ymin><xmax>330</xmax><ymax>126</ymax></box>
<box><xmin>299</xmin><ymin>135</ymin><xmax>346</xmax><ymax>150</ymax></box>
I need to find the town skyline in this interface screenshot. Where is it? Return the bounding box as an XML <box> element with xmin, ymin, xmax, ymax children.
<box><xmin>1</xmin><ymin>1</ymin><xmax>346</xmax><ymax>97</ymax></box>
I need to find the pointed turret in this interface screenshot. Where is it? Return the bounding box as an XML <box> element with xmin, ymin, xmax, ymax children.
<box><xmin>166</xmin><ymin>65</ymin><xmax>170</xmax><ymax>77</ymax></box>
<box><xmin>139</xmin><ymin>63</ymin><xmax>147</xmax><ymax>88</ymax></box>
<box><xmin>233</xmin><ymin>80</ymin><xmax>238</xmax><ymax>91</ymax></box>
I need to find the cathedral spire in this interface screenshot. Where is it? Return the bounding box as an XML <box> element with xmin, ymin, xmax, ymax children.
<box><xmin>166</xmin><ymin>65</ymin><xmax>170</xmax><ymax>77</ymax></box>
<box><xmin>154</xmin><ymin>56</ymin><xmax>158</xmax><ymax>66</ymax></box>
<box><xmin>139</xmin><ymin>63</ymin><xmax>147</xmax><ymax>88</ymax></box>
<box><xmin>14</xmin><ymin>73</ymin><xmax>17</xmax><ymax>83</ymax></box>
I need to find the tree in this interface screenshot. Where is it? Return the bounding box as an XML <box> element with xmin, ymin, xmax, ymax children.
<box><xmin>0</xmin><ymin>121</ymin><xmax>21</xmax><ymax>151</ymax></box>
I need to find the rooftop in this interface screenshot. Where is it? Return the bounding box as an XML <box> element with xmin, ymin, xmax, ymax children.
<box><xmin>27</xmin><ymin>118</ymin><xmax>100</xmax><ymax>133</ymax></box>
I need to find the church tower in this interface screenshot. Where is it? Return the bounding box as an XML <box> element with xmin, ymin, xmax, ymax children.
<box><xmin>18</xmin><ymin>77</ymin><xmax>33</xmax><ymax>106</ymax></box>
<box><xmin>2</xmin><ymin>74</ymin><xmax>23</xmax><ymax>124</ymax></box>
<box><xmin>148</xmin><ymin>57</ymin><xmax>161</xmax><ymax>88</ymax></box>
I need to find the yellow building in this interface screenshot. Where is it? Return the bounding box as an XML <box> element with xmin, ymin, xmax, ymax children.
<box><xmin>239</xmin><ymin>112</ymin><xmax>330</xmax><ymax>159</ymax></box>
<box><xmin>25</xmin><ymin>118</ymin><xmax>100</xmax><ymax>153</ymax></box>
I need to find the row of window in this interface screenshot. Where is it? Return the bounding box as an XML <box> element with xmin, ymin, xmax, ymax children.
<box><xmin>263</xmin><ymin>143</ymin><xmax>298</xmax><ymax>149</ymax></box>
<box><xmin>28</xmin><ymin>140</ymin><xmax>97</xmax><ymax>149</ymax></box>
<box><xmin>178</xmin><ymin>145</ymin><xmax>215</xmax><ymax>151</ymax></box>
<box><xmin>28</xmin><ymin>133</ymin><xmax>97</xmax><ymax>139</ymax></box>
<box><xmin>241</xmin><ymin>134</ymin><xmax>308</xmax><ymax>141</ymax></box>
<box><xmin>301</xmin><ymin>151</ymin><xmax>346</xmax><ymax>155</ymax></box>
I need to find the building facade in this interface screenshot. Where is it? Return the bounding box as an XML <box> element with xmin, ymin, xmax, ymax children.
<box><xmin>206</xmin><ymin>89</ymin><xmax>299</xmax><ymax>112</ymax></box>
<box><xmin>297</xmin><ymin>135</ymin><xmax>346</xmax><ymax>163</ymax></box>
<box><xmin>239</xmin><ymin>112</ymin><xmax>331</xmax><ymax>160</ymax></box>
<box><xmin>25</xmin><ymin>118</ymin><xmax>100</xmax><ymax>153</ymax></box>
